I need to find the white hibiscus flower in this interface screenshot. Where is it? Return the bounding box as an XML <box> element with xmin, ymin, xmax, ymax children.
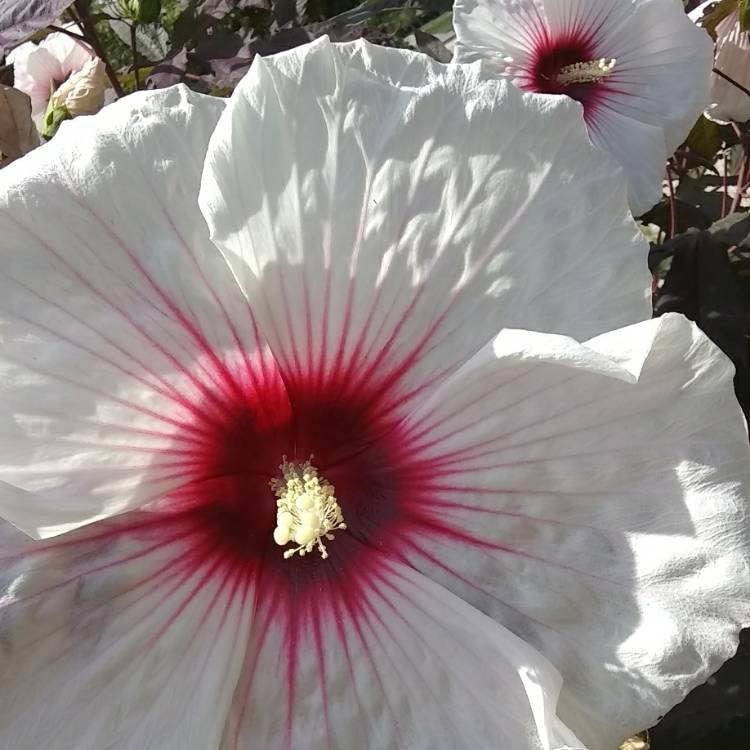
<box><xmin>452</xmin><ymin>0</ymin><xmax>715</xmax><ymax>215</ymax></box>
<box><xmin>0</xmin><ymin>38</ymin><xmax>747</xmax><ymax>750</ymax></box>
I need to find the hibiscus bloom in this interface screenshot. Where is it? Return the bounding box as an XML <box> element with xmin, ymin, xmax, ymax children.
<box><xmin>691</xmin><ymin>2</ymin><xmax>750</xmax><ymax>124</ymax></box>
<box><xmin>9</xmin><ymin>30</ymin><xmax>106</xmax><ymax>123</ymax></box>
<box><xmin>0</xmin><ymin>38</ymin><xmax>747</xmax><ymax>750</ymax></box>
<box><xmin>451</xmin><ymin>0</ymin><xmax>714</xmax><ymax>216</ymax></box>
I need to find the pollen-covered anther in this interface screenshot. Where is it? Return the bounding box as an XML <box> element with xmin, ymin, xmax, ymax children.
<box><xmin>556</xmin><ymin>58</ymin><xmax>617</xmax><ymax>85</ymax></box>
<box><xmin>270</xmin><ymin>458</ymin><xmax>347</xmax><ymax>560</ymax></box>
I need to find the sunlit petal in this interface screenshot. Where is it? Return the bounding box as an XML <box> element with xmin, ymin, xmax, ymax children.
<box><xmin>222</xmin><ymin>558</ymin><xmax>583</xmax><ymax>750</ymax></box>
<box><xmin>0</xmin><ymin>86</ymin><xmax>274</xmax><ymax>537</ymax></box>
<box><xmin>200</xmin><ymin>37</ymin><xmax>650</xmax><ymax>414</ymax></box>
<box><xmin>398</xmin><ymin>314</ymin><xmax>750</xmax><ymax>747</ymax></box>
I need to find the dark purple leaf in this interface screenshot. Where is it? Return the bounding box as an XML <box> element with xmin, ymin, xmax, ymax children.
<box><xmin>321</xmin><ymin>0</ymin><xmax>405</xmax><ymax>25</ymax></box>
<box><xmin>148</xmin><ymin>24</ymin><xmax>315</xmax><ymax>91</ymax></box>
<box><xmin>414</xmin><ymin>29</ymin><xmax>451</xmax><ymax>63</ymax></box>
<box><xmin>650</xmin><ymin>220</ymin><xmax>750</xmax><ymax>417</ymax></box>
<box><xmin>168</xmin><ymin>0</ymin><xmax>274</xmax><ymax>62</ymax></box>
<box><xmin>273</xmin><ymin>0</ymin><xmax>299</xmax><ymax>25</ymax></box>
<box><xmin>193</xmin><ymin>30</ymin><xmax>246</xmax><ymax>61</ymax></box>
<box><xmin>205</xmin><ymin>55</ymin><xmax>254</xmax><ymax>86</ymax></box>
<box><xmin>200</xmin><ymin>0</ymin><xmax>269</xmax><ymax>12</ymax></box>
<box><xmin>147</xmin><ymin>49</ymin><xmax>189</xmax><ymax>89</ymax></box>
<box><xmin>0</xmin><ymin>60</ymin><xmax>13</xmax><ymax>86</ymax></box>
<box><xmin>306</xmin><ymin>18</ymin><xmax>368</xmax><ymax>42</ymax></box>
<box><xmin>640</xmin><ymin>197</ymin><xmax>712</xmax><ymax>235</ymax></box>
<box><xmin>206</xmin><ymin>26</ymin><xmax>313</xmax><ymax>86</ymax></box>
<box><xmin>0</xmin><ymin>0</ymin><xmax>74</xmax><ymax>48</ymax></box>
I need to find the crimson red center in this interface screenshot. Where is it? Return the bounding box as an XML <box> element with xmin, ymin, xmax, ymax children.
<box><xmin>160</xmin><ymin>366</ymin><xmax>428</xmax><ymax>590</ymax></box>
<box><xmin>525</xmin><ymin>36</ymin><xmax>608</xmax><ymax>114</ymax></box>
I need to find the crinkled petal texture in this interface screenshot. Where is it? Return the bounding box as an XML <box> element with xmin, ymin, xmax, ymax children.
<box><xmin>0</xmin><ymin>513</ymin><xmax>581</xmax><ymax>750</ymax></box>
<box><xmin>200</xmin><ymin>36</ymin><xmax>648</xmax><ymax>404</ymax></box>
<box><xmin>398</xmin><ymin>313</ymin><xmax>750</xmax><ymax>748</ymax></box>
<box><xmin>0</xmin><ymin>85</ymin><xmax>269</xmax><ymax>537</ymax></box>
<box><xmin>452</xmin><ymin>0</ymin><xmax>714</xmax><ymax>215</ymax></box>
<box><xmin>0</xmin><ymin>518</ymin><xmax>251</xmax><ymax>750</ymax></box>
<box><xmin>0</xmin><ymin>37</ymin><xmax>746</xmax><ymax>750</ymax></box>
<box><xmin>220</xmin><ymin>558</ymin><xmax>583</xmax><ymax>750</ymax></box>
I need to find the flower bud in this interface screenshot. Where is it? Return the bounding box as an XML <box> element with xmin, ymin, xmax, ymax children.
<box><xmin>49</xmin><ymin>58</ymin><xmax>107</xmax><ymax>118</ymax></box>
<box><xmin>40</xmin><ymin>102</ymin><xmax>71</xmax><ymax>141</ymax></box>
<box><xmin>40</xmin><ymin>58</ymin><xmax>107</xmax><ymax>141</ymax></box>
<box><xmin>117</xmin><ymin>0</ymin><xmax>162</xmax><ymax>24</ymax></box>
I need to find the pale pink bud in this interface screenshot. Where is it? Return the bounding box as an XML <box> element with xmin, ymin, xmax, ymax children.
<box><xmin>48</xmin><ymin>58</ymin><xmax>107</xmax><ymax>118</ymax></box>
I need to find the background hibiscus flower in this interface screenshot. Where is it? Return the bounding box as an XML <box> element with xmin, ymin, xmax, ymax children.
<box><xmin>9</xmin><ymin>29</ymin><xmax>105</xmax><ymax>124</ymax></box>
<box><xmin>451</xmin><ymin>0</ymin><xmax>714</xmax><ymax>216</ymax></box>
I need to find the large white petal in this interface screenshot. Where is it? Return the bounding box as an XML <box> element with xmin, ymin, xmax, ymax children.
<box><xmin>222</xmin><ymin>557</ymin><xmax>583</xmax><ymax>750</ymax></box>
<box><xmin>0</xmin><ymin>86</ymin><xmax>271</xmax><ymax>538</ymax></box>
<box><xmin>452</xmin><ymin>0</ymin><xmax>544</xmax><ymax>70</ymax></box>
<box><xmin>397</xmin><ymin>313</ymin><xmax>750</xmax><ymax>748</ymax></box>
<box><xmin>594</xmin><ymin>0</ymin><xmax>712</xmax><ymax>153</ymax></box>
<box><xmin>591</xmin><ymin>0</ymin><xmax>713</xmax><ymax>212</ymax></box>
<box><xmin>200</xmin><ymin>37</ymin><xmax>649</xmax><ymax>414</ymax></box>
<box><xmin>542</xmin><ymin>0</ymin><xmax>629</xmax><ymax>37</ymax></box>
<box><xmin>0</xmin><ymin>516</ymin><xmax>249</xmax><ymax>749</ymax></box>
<box><xmin>587</xmin><ymin>108</ymin><xmax>667</xmax><ymax>217</ymax></box>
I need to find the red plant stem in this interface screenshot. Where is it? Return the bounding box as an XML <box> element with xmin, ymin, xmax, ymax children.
<box><xmin>666</xmin><ymin>161</ymin><xmax>677</xmax><ymax>240</ymax></box>
<box><xmin>71</xmin><ymin>0</ymin><xmax>125</xmax><ymax>98</ymax></box>
<box><xmin>722</xmin><ymin>152</ymin><xmax>729</xmax><ymax>218</ymax></box>
<box><xmin>729</xmin><ymin>122</ymin><xmax>749</xmax><ymax>214</ymax></box>
<box><xmin>730</xmin><ymin>153</ymin><xmax>749</xmax><ymax>214</ymax></box>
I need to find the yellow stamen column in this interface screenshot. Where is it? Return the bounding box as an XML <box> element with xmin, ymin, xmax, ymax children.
<box><xmin>270</xmin><ymin>458</ymin><xmax>347</xmax><ymax>559</ymax></box>
<box><xmin>556</xmin><ymin>58</ymin><xmax>617</xmax><ymax>86</ymax></box>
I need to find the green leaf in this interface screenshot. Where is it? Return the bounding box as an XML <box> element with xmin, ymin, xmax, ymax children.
<box><xmin>739</xmin><ymin>0</ymin><xmax>750</xmax><ymax>31</ymax></box>
<box><xmin>696</xmin><ymin>0</ymin><xmax>738</xmax><ymax>39</ymax></box>
<box><xmin>420</xmin><ymin>10</ymin><xmax>452</xmax><ymax>35</ymax></box>
<box><xmin>685</xmin><ymin>115</ymin><xmax>724</xmax><ymax>161</ymax></box>
<box><xmin>116</xmin><ymin>0</ymin><xmax>162</xmax><ymax>24</ymax></box>
<box><xmin>40</xmin><ymin>102</ymin><xmax>71</xmax><ymax>141</ymax></box>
